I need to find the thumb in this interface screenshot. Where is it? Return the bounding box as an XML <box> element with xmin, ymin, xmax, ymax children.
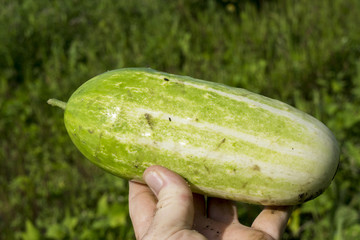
<box><xmin>142</xmin><ymin>166</ymin><xmax>203</xmax><ymax>240</ymax></box>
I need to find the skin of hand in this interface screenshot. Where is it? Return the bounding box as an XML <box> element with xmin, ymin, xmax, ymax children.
<box><xmin>129</xmin><ymin>165</ymin><xmax>292</xmax><ymax>240</ymax></box>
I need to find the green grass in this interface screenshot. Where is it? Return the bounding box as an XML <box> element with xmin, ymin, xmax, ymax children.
<box><xmin>1</xmin><ymin>0</ymin><xmax>360</xmax><ymax>239</ymax></box>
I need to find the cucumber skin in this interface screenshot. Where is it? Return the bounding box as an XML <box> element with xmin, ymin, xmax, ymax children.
<box><xmin>63</xmin><ymin>68</ymin><xmax>340</xmax><ymax>205</ymax></box>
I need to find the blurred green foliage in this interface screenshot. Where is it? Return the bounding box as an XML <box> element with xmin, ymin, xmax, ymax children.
<box><xmin>1</xmin><ymin>0</ymin><xmax>360</xmax><ymax>239</ymax></box>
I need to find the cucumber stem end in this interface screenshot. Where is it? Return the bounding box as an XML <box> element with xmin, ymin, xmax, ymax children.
<box><xmin>47</xmin><ymin>99</ymin><xmax>67</xmax><ymax>110</ymax></box>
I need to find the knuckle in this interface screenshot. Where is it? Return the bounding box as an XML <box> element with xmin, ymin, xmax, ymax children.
<box><xmin>157</xmin><ymin>189</ymin><xmax>192</xmax><ymax>209</ymax></box>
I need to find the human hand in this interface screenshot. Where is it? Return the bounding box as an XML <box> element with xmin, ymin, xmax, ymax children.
<box><xmin>129</xmin><ymin>165</ymin><xmax>292</xmax><ymax>240</ymax></box>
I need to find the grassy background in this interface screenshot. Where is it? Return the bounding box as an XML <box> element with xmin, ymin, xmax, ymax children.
<box><xmin>1</xmin><ymin>0</ymin><xmax>360</xmax><ymax>239</ymax></box>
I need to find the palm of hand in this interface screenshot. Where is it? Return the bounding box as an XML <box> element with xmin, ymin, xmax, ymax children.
<box><xmin>129</xmin><ymin>166</ymin><xmax>291</xmax><ymax>240</ymax></box>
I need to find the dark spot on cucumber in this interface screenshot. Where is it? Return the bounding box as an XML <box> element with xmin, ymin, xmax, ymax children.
<box><xmin>216</xmin><ymin>138</ymin><xmax>226</xmax><ymax>150</ymax></box>
<box><xmin>195</xmin><ymin>118</ymin><xmax>199</xmax><ymax>122</ymax></box>
<box><xmin>133</xmin><ymin>157</ymin><xmax>143</xmax><ymax>170</ymax></box>
<box><xmin>298</xmin><ymin>193</ymin><xmax>306</xmax><ymax>201</ymax></box>
<box><xmin>204</xmin><ymin>164</ymin><xmax>210</xmax><ymax>173</ymax></box>
<box><xmin>169</xmin><ymin>117</ymin><xmax>171</xmax><ymax>121</ymax></box>
<box><xmin>88</xmin><ymin>129</ymin><xmax>94</xmax><ymax>134</ymax></box>
<box><xmin>308</xmin><ymin>188</ymin><xmax>325</xmax><ymax>201</ymax></box>
<box><xmin>164</xmin><ymin>77</ymin><xmax>169</xmax><ymax>81</ymax></box>
<box><xmin>144</xmin><ymin>113</ymin><xmax>154</xmax><ymax>130</ymax></box>
<box><xmin>79</xmin><ymin>125</ymin><xmax>83</xmax><ymax>130</ymax></box>
<box><xmin>252</xmin><ymin>164</ymin><xmax>261</xmax><ymax>171</ymax></box>
<box><xmin>306</xmin><ymin>195</ymin><xmax>315</xmax><ymax>201</ymax></box>
<box><xmin>299</xmin><ymin>188</ymin><xmax>325</xmax><ymax>202</ymax></box>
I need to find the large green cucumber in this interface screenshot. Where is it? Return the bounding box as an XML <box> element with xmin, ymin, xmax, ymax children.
<box><xmin>49</xmin><ymin>68</ymin><xmax>340</xmax><ymax>205</ymax></box>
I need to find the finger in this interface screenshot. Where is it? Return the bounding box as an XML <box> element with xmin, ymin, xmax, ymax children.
<box><xmin>128</xmin><ymin>181</ymin><xmax>157</xmax><ymax>239</ymax></box>
<box><xmin>207</xmin><ymin>197</ymin><xmax>238</xmax><ymax>224</ymax></box>
<box><xmin>142</xmin><ymin>166</ymin><xmax>196</xmax><ymax>239</ymax></box>
<box><xmin>251</xmin><ymin>206</ymin><xmax>293</xmax><ymax>240</ymax></box>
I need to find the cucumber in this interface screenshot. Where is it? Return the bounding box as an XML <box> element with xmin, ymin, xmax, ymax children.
<box><xmin>48</xmin><ymin>68</ymin><xmax>340</xmax><ymax>205</ymax></box>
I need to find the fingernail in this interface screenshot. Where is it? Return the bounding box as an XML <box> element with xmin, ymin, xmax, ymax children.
<box><xmin>144</xmin><ymin>170</ymin><xmax>163</xmax><ymax>196</ymax></box>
